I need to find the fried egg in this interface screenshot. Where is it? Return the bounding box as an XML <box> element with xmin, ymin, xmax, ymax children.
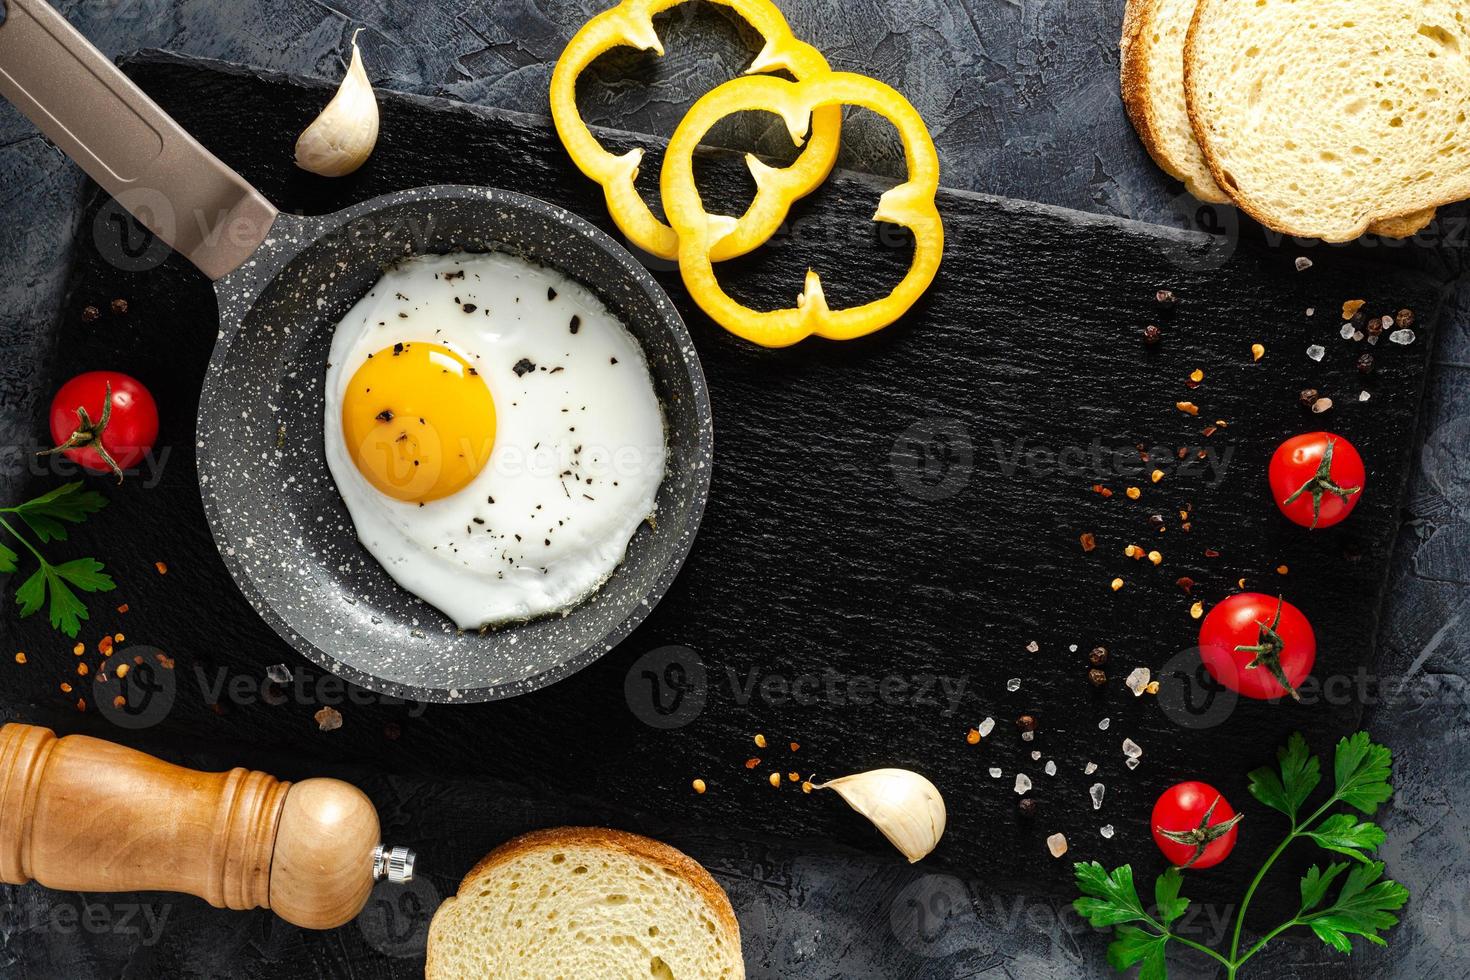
<box><xmin>323</xmin><ymin>251</ymin><xmax>666</xmax><ymax>628</ymax></box>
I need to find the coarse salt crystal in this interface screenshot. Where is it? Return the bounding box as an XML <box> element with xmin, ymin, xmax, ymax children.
<box><xmin>1045</xmin><ymin>760</ymin><xmax>1057</xmax><ymax>776</ymax></box>
<box><xmin>1090</xmin><ymin>783</ymin><xmax>1105</xmax><ymax>810</ymax></box>
<box><xmin>1031</xmin><ymin>750</ymin><xmax>1042</xmax><ymax>761</ymax></box>
<box><xmin>1125</xmin><ymin>667</ymin><xmax>1151</xmax><ymax>696</ymax></box>
<box><xmin>1021</xmin><ymin>730</ymin><xmax>1035</xmax><ymax>742</ymax></box>
<box><xmin>1100</xmin><ymin>825</ymin><xmax>1115</xmax><ymax>839</ymax></box>
<box><xmin>1306</xmin><ymin>344</ymin><xmax>1325</xmax><ymax>362</ymax></box>
<box><xmin>1084</xmin><ymin>761</ymin><xmax>1098</xmax><ymax>775</ymax></box>
<box><xmin>1390</xmin><ymin>329</ymin><xmax>1415</xmax><ymax>345</ymax></box>
<box><xmin>1312</xmin><ymin>397</ymin><xmax>1333</xmax><ymax>414</ymax></box>
<box><xmin>1026</xmin><ymin>640</ymin><xmax>1039</xmax><ymax>653</ymax></box>
<box><xmin>1006</xmin><ymin>678</ymin><xmax>1021</xmax><ymax>692</ymax></box>
<box><xmin>989</xmin><ymin>767</ymin><xmax>1002</xmax><ymax>778</ymax></box>
<box><xmin>1126</xmin><ymin>757</ymin><xmax>1141</xmax><ymax>770</ymax></box>
<box><xmin>1098</xmin><ymin>718</ymin><xmax>1111</xmax><ymax>731</ymax></box>
<box><xmin>1306</xmin><ymin>307</ymin><xmax>1316</xmax><ymax>317</ymax></box>
<box><xmin>1123</xmin><ymin>738</ymin><xmax>1143</xmax><ymax>758</ymax></box>
<box><xmin>1340</xmin><ymin>324</ymin><xmax>1355</xmax><ymax>340</ymax></box>
<box><xmin>1069</xmin><ymin>644</ymin><xmax>1078</xmax><ymax>652</ymax></box>
<box><xmin>1294</xmin><ymin>256</ymin><xmax>1313</xmax><ymax>272</ymax></box>
<box><xmin>978</xmin><ymin>717</ymin><xmax>995</xmax><ymax>737</ymax></box>
<box><xmin>1014</xmin><ymin>774</ymin><xmax>1032</xmax><ymax>795</ymax></box>
<box><xmin>1047</xmin><ymin>833</ymin><xmax>1069</xmax><ymax>858</ymax></box>
<box><xmin>266</xmin><ymin>664</ymin><xmax>293</xmax><ymax>685</ymax></box>
<box><xmin>1359</xmin><ymin>391</ymin><xmax>1371</xmax><ymax>402</ymax></box>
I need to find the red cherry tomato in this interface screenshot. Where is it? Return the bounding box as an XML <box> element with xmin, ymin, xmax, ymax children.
<box><xmin>46</xmin><ymin>371</ymin><xmax>158</xmax><ymax>480</ymax></box>
<box><xmin>1152</xmin><ymin>781</ymin><xmax>1242</xmax><ymax>869</ymax></box>
<box><xmin>1198</xmin><ymin>592</ymin><xmax>1315</xmax><ymax>701</ymax></box>
<box><xmin>1268</xmin><ymin>432</ymin><xmax>1364</xmax><ymax>529</ymax></box>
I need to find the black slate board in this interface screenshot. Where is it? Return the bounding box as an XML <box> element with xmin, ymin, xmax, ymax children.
<box><xmin>0</xmin><ymin>53</ymin><xmax>1444</xmax><ymax>921</ymax></box>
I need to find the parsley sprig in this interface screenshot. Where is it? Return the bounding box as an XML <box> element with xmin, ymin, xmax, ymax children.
<box><xmin>0</xmin><ymin>482</ymin><xmax>115</xmax><ymax>637</ymax></box>
<box><xmin>1074</xmin><ymin>731</ymin><xmax>1407</xmax><ymax>978</ymax></box>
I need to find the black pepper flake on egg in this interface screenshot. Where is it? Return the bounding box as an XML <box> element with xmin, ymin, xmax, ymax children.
<box><xmin>610</xmin><ymin>357</ymin><xmax>618</xmax><ymax>365</ymax></box>
<box><xmin>376</xmin><ymin>409</ymin><xmax>395</xmax><ymax>422</ymax></box>
<box><xmin>462</xmin><ymin>303</ymin><xmax>477</xmax><ymax>314</ymax></box>
<box><xmin>569</xmin><ymin>315</ymin><xmax>581</xmax><ymax>335</ymax></box>
<box><xmin>513</xmin><ymin>358</ymin><xmax>535</xmax><ymax>377</ymax></box>
<box><xmin>547</xmin><ymin>287</ymin><xmax>557</xmax><ymax>301</ymax></box>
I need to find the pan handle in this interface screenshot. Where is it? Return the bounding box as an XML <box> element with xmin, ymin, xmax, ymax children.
<box><xmin>0</xmin><ymin>0</ymin><xmax>277</xmax><ymax>280</ymax></box>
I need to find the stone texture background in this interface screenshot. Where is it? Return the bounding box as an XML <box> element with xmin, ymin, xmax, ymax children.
<box><xmin>1</xmin><ymin>0</ymin><xmax>1468</xmax><ymax>976</ymax></box>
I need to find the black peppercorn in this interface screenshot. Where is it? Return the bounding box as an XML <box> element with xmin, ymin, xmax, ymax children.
<box><xmin>81</xmin><ymin>305</ymin><xmax>101</xmax><ymax>323</ymax></box>
<box><xmin>1088</xmin><ymin>668</ymin><xmax>1108</xmax><ymax>687</ymax></box>
<box><xmin>1396</xmin><ymin>308</ymin><xmax>1415</xmax><ymax>331</ymax></box>
<box><xmin>1357</xmin><ymin>353</ymin><xmax>1375</xmax><ymax>375</ymax></box>
<box><xmin>1155</xmin><ymin>290</ymin><xmax>1177</xmax><ymax>308</ymax></box>
<box><xmin>1016</xmin><ymin>714</ymin><xmax>1037</xmax><ymax>733</ymax></box>
<box><xmin>1366</xmin><ymin>316</ymin><xmax>1385</xmax><ymax>338</ymax></box>
<box><xmin>1089</xmin><ymin>646</ymin><xmax>1109</xmax><ymax>666</ymax></box>
<box><xmin>109</xmin><ymin>298</ymin><xmax>128</xmax><ymax>315</ymax></box>
<box><xmin>1299</xmin><ymin>388</ymin><xmax>1319</xmax><ymax>410</ymax></box>
<box><xmin>1143</xmin><ymin>324</ymin><xmax>1161</xmax><ymax>345</ymax></box>
<box><xmin>1018</xmin><ymin>797</ymin><xmax>1038</xmax><ymax>818</ymax></box>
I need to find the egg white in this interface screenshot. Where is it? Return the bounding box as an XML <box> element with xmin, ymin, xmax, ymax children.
<box><xmin>323</xmin><ymin>251</ymin><xmax>666</xmax><ymax>628</ymax></box>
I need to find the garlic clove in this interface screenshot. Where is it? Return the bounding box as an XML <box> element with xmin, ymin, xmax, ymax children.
<box><xmin>813</xmin><ymin>768</ymin><xmax>947</xmax><ymax>863</ymax></box>
<box><xmin>295</xmin><ymin>31</ymin><xmax>379</xmax><ymax>177</ymax></box>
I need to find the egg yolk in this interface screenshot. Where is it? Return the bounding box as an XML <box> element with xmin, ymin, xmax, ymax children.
<box><xmin>342</xmin><ymin>342</ymin><xmax>496</xmax><ymax>502</ymax></box>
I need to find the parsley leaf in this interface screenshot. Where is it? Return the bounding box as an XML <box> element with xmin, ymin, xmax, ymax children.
<box><xmin>1154</xmin><ymin>867</ymin><xmax>1189</xmax><ymax>927</ymax></box>
<box><xmin>15</xmin><ymin>567</ymin><xmax>46</xmax><ymax>618</ymax></box>
<box><xmin>40</xmin><ymin>568</ymin><xmax>89</xmax><ymax>637</ymax></box>
<box><xmin>1303</xmin><ymin>861</ymin><xmax>1408</xmax><ymax>952</ymax></box>
<box><xmin>1300</xmin><ymin>863</ymin><xmax>1349</xmax><ymax>914</ymax></box>
<box><xmin>1305</xmin><ymin>813</ymin><xmax>1386</xmax><ymax>863</ymax></box>
<box><xmin>1107</xmin><ymin>925</ymin><xmax>1171</xmax><ymax>980</ymax></box>
<box><xmin>1074</xmin><ymin>862</ymin><xmax>1151</xmax><ymax>927</ymax></box>
<box><xmin>53</xmin><ymin>557</ymin><xmax>114</xmax><ymax>594</ymax></box>
<box><xmin>11</xmin><ymin>482</ymin><xmax>107</xmax><ymax>543</ymax></box>
<box><xmin>1248</xmin><ymin>731</ymin><xmax>1320</xmax><ymax>821</ymax></box>
<box><xmin>1333</xmin><ymin>732</ymin><xmax>1394</xmax><ymax>816</ymax></box>
<box><xmin>1</xmin><ymin>483</ymin><xmax>115</xmax><ymax>637</ymax></box>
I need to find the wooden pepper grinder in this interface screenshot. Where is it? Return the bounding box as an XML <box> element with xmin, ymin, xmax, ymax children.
<box><xmin>0</xmin><ymin>723</ymin><xmax>415</xmax><ymax>929</ymax></box>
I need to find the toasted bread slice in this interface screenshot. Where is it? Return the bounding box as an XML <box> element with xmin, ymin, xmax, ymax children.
<box><xmin>1125</xmin><ymin>0</ymin><xmax>1440</xmax><ymax>238</ymax></box>
<box><xmin>426</xmin><ymin>827</ymin><xmax>744</xmax><ymax>979</ymax></box>
<box><xmin>1184</xmin><ymin>0</ymin><xmax>1469</xmax><ymax>242</ymax></box>
<box><xmin>1122</xmin><ymin>0</ymin><xmax>1231</xmax><ymax>204</ymax></box>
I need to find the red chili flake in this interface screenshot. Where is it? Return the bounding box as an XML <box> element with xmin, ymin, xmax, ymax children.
<box><xmin>1080</xmin><ymin>532</ymin><xmax>1097</xmax><ymax>553</ymax></box>
<box><xmin>744</xmin><ymin>757</ymin><xmax>761</xmax><ymax>769</ymax></box>
<box><xmin>1175</xmin><ymin>577</ymin><xmax>1196</xmax><ymax>595</ymax></box>
<box><xmin>1204</xmin><ymin>548</ymin><xmax>1221</xmax><ymax>558</ymax></box>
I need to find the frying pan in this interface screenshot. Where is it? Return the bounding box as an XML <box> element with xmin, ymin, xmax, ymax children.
<box><xmin>0</xmin><ymin>0</ymin><xmax>713</xmax><ymax>702</ymax></box>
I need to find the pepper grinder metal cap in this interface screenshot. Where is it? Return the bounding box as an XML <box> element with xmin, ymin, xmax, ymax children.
<box><xmin>373</xmin><ymin>843</ymin><xmax>416</xmax><ymax>884</ymax></box>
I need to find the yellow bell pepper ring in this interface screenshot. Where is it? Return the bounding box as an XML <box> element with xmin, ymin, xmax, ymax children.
<box><xmin>549</xmin><ymin>0</ymin><xmax>842</xmax><ymax>262</ymax></box>
<box><xmin>661</xmin><ymin>72</ymin><xmax>944</xmax><ymax>348</ymax></box>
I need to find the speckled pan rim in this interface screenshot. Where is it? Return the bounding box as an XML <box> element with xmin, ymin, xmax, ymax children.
<box><xmin>196</xmin><ymin>184</ymin><xmax>713</xmax><ymax>704</ymax></box>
